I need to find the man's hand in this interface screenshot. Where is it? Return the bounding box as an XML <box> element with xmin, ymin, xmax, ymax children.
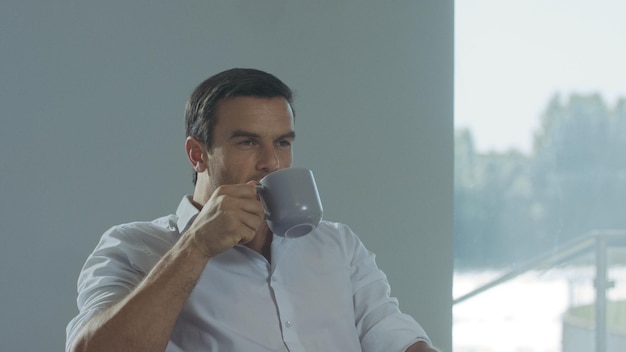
<box><xmin>186</xmin><ymin>182</ymin><xmax>265</xmax><ymax>257</ymax></box>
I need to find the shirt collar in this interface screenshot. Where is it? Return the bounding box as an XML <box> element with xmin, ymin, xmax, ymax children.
<box><xmin>176</xmin><ymin>196</ymin><xmax>200</xmax><ymax>235</ymax></box>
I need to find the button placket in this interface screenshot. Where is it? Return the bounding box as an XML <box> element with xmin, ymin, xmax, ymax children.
<box><xmin>269</xmin><ymin>274</ymin><xmax>305</xmax><ymax>350</ymax></box>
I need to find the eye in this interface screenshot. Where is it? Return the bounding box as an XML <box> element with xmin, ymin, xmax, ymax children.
<box><xmin>277</xmin><ymin>139</ymin><xmax>292</xmax><ymax>148</ymax></box>
<box><xmin>238</xmin><ymin>139</ymin><xmax>256</xmax><ymax>146</ymax></box>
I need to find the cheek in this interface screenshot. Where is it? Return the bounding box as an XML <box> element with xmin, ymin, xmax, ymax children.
<box><xmin>206</xmin><ymin>154</ymin><xmax>235</xmax><ymax>184</ymax></box>
<box><xmin>280</xmin><ymin>151</ymin><xmax>293</xmax><ymax>167</ymax></box>
<box><xmin>222</xmin><ymin>155</ymin><xmax>256</xmax><ymax>180</ymax></box>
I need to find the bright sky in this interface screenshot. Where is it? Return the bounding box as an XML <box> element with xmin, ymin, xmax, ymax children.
<box><xmin>455</xmin><ymin>0</ymin><xmax>626</xmax><ymax>154</ymax></box>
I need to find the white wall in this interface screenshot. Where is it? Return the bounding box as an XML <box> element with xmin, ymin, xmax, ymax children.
<box><xmin>0</xmin><ymin>1</ymin><xmax>453</xmax><ymax>351</ymax></box>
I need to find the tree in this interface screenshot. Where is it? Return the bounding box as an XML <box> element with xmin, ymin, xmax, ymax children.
<box><xmin>455</xmin><ymin>93</ymin><xmax>626</xmax><ymax>270</ymax></box>
<box><xmin>532</xmin><ymin>93</ymin><xmax>626</xmax><ymax>243</ymax></box>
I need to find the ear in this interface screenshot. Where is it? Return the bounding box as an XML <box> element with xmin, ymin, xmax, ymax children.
<box><xmin>185</xmin><ymin>137</ymin><xmax>208</xmax><ymax>173</ymax></box>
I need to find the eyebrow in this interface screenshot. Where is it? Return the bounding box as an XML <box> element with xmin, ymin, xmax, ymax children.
<box><xmin>229</xmin><ymin>129</ymin><xmax>296</xmax><ymax>141</ymax></box>
<box><xmin>278</xmin><ymin>131</ymin><xmax>296</xmax><ymax>140</ymax></box>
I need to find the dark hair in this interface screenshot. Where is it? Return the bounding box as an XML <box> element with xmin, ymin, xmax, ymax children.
<box><xmin>185</xmin><ymin>68</ymin><xmax>295</xmax><ymax>185</ymax></box>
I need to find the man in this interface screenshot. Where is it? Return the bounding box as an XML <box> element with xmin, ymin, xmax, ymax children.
<box><xmin>66</xmin><ymin>68</ymin><xmax>438</xmax><ymax>352</ymax></box>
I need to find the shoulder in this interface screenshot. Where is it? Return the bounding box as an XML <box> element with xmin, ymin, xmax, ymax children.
<box><xmin>99</xmin><ymin>215</ymin><xmax>178</xmax><ymax>246</ymax></box>
<box><xmin>308</xmin><ymin>220</ymin><xmax>357</xmax><ymax>242</ymax></box>
<box><xmin>88</xmin><ymin>214</ymin><xmax>180</xmax><ymax>273</ymax></box>
<box><xmin>106</xmin><ymin>215</ymin><xmax>179</xmax><ymax>243</ymax></box>
<box><xmin>299</xmin><ymin>220</ymin><xmax>370</xmax><ymax>257</ymax></box>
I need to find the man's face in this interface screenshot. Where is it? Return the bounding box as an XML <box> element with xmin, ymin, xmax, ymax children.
<box><xmin>204</xmin><ymin>96</ymin><xmax>295</xmax><ymax>193</ymax></box>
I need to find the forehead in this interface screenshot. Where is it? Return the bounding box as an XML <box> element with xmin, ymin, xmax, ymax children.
<box><xmin>213</xmin><ymin>96</ymin><xmax>294</xmax><ymax>132</ymax></box>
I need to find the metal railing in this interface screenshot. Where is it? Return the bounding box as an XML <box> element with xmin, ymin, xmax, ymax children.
<box><xmin>453</xmin><ymin>230</ymin><xmax>626</xmax><ymax>352</ymax></box>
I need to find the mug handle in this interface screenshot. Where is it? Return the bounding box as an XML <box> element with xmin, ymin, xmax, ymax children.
<box><xmin>255</xmin><ymin>184</ymin><xmax>270</xmax><ymax>218</ymax></box>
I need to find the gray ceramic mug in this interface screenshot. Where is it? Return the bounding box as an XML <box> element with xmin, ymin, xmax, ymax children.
<box><xmin>256</xmin><ymin>168</ymin><xmax>323</xmax><ymax>238</ymax></box>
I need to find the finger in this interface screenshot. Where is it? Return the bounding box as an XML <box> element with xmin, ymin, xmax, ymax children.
<box><xmin>210</xmin><ymin>190</ymin><xmax>264</xmax><ymax>218</ymax></box>
<box><xmin>215</xmin><ymin>184</ymin><xmax>259</xmax><ymax>199</ymax></box>
<box><xmin>237</xmin><ymin>226</ymin><xmax>259</xmax><ymax>244</ymax></box>
<box><xmin>211</xmin><ymin>195</ymin><xmax>264</xmax><ymax>233</ymax></box>
<box><xmin>239</xmin><ymin>209</ymin><xmax>264</xmax><ymax>233</ymax></box>
<box><xmin>239</xmin><ymin>197</ymin><xmax>265</xmax><ymax>217</ymax></box>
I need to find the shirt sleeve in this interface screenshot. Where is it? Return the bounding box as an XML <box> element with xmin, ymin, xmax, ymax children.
<box><xmin>65</xmin><ymin>223</ymin><xmax>172</xmax><ymax>352</ymax></box>
<box><xmin>342</xmin><ymin>225</ymin><xmax>432</xmax><ymax>352</ymax></box>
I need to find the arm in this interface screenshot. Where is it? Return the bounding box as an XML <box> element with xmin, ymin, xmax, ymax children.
<box><xmin>71</xmin><ymin>235</ymin><xmax>210</xmax><ymax>352</ymax></box>
<box><xmin>406</xmin><ymin>341</ymin><xmax>440</xmax><ymax>352</ymax></box>
<box><xmin>70</xmin><ymin>184</ymin><xmax>264</xmax><ymax>352</ymax></box>
<box><xmin>343</xmin><ymin>226</ymin><xmax>434</xmax><ymax>352</ymax></box>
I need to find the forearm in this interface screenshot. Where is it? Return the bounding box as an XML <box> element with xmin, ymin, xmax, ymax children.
<box><xmin>71</xmin><ymin>234</ymin><xmax>210</xmax><ymax>352</ymax></box>
<box><xmin>406</xmin><ymin>341</ymin><xmax>440</xmax><ymax>352</ymax></box>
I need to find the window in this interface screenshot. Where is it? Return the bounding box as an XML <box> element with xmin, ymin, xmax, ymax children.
<box><xmin>454</xmin><ymin>1</ymin><xmax>626</xmax><ymax>351</ymax></box>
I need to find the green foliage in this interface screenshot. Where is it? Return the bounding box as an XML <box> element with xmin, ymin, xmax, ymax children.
<box><xmin>455</xmin><ymin>93</ymin><xmax>626</xmax><ymax>269</ymax></box>
<box><xmin>567</xmin><ymin>300</ymin><xmax>626</xmax><ymax>332</ymax></box>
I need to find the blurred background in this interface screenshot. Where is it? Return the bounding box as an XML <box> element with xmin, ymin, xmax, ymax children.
<box><xmin>454</xmin><ymin>1</ymin><xmax>626</xmax><ymax>351</ymax></box>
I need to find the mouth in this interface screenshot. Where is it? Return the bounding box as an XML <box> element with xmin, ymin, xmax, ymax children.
<box><xmin>250</xmin><ymin>175</ymin><xmax>266</xmax><ymax>183</ymax></box>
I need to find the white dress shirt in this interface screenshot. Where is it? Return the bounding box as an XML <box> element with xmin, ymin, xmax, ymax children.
<box><xmin>66</xmin><ymin>196</ymin><xmax>431</xmax><ymax>352</ymax></box>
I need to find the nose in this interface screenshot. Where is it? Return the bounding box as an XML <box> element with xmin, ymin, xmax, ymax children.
<box><xmin>257</xmin><ymin>145</ymin><xmax>280</xmax><ymax>173</ymax></box>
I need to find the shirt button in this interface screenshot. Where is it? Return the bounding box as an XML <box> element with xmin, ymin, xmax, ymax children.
<box><xmin>285</xmin><ymin>320</ymin><xmax>292</xmax><ymax>328</ymax></box>
<box><xmin>271</xmin><ymin>276</ymin><xmax>277</xmax><ymax>282</ymax></box>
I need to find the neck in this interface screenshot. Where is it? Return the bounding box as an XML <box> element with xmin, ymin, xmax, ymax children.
<box><xmin>191</xmin><ymin>183</ymin><xmax>211</xmax><ymax>207</ymax></box>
